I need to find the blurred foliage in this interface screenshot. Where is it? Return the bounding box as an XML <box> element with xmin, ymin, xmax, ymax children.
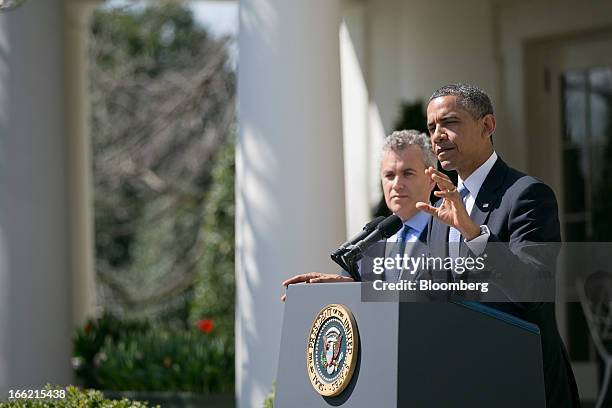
<box><xmin>90</xmin><ymin>1</ymin><xmax>236</xmax><ymax>321</ymax></box>
<box><xmin>262</xmin><ymin>381</ymin><xmax>275</xmax><ymax>408</ymax></box>
<box><xmin>393</xmin><ymin>100</ymin><xmax>428</xmax><ymax>134</ymax></box>
<box><xmin>73</xmin><ymin>313</ymin><xmax>234</xmax><ymax>393</ymax></box>
<box><xmin>0</xmin><ymin>386</ymin><xmax>156</xmax><ymax>408</ymax></box>
<box><xmin>93</xmin><ymin>2</ymin><xmax>211</xmax><ymax>76</ymax></box>
<box><xmin>72</xmin><ymin>313</ymin><xmax>151</xmax><ymax>388</ymax></box>
<box><xmin>189</xmin><ymin>137</ymin><xmax>235</xmax><ymax>339</ymax></box>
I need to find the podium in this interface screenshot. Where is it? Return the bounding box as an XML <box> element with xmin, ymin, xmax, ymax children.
<box><xmin>275</xmin><ymin>282</ymin><xmax>545</xmax><ymax>407</ymax></box>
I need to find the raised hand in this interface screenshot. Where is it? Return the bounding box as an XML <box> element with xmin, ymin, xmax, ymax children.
<box><xmin>416</xmin><ymin>167</ymin><xmax>480</xmax><ymax>240</ymax></box>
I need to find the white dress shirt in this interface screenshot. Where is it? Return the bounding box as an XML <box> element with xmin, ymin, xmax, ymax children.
<box><xmin>387</xmin><ymin>210</ymin><xmax>430</xmax><ymax>244</ymax></box>
<box><xmin>458</xmin><ymin>151</ymin><xmax>497</xmax><ymax>255</ymax></box>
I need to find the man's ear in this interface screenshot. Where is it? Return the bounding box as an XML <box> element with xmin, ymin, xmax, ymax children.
<box><xmin>482</xmin><ymin>114</ymin><xmax>496</xmax><ymax>139</ymax></box>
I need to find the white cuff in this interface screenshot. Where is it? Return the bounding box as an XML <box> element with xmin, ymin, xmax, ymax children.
<box><xmin>463</xmin><ymin>225</ymin><xmax>490</xmax><ymax>255</ymax></box>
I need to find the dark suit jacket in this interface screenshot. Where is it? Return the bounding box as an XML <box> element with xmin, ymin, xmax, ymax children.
<box><xmin>358</xmin><ymin>227</ymin><xmax>428</xmax><ymax>282</ymax></box>
<box><xmin>427</xmin><ymin>157</ymin><xmax>580</xmax><ymax>408</ymax></box>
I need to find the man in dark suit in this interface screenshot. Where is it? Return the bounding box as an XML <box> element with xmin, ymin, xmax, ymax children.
<box><xmin>282</xmin><ymin>129</ymin><xmax>435</xmax><ymax>291</ymax></box>
<box><xmin>416</xmin><ymin>83</ymin><xmax>580</xmax><ymax>407</ymax></box>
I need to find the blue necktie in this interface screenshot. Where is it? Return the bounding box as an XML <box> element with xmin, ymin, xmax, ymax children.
<box><xmin>448</xmin><ymin>185</ymin><xmax>470</xmax><ymax>259</ymax></box>
<box><xmin>386</xmin><ymin>224</ymin><xmax>413</xmax><ymax>282</ymax></box>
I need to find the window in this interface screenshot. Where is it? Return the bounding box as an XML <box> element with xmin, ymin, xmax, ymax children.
<box><xmin>561</xmin><ymin>67</ymin><xmax>612</xmax><ymax>360</ymax></box>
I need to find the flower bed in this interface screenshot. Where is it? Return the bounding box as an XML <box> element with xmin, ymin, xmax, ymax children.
<box><xmin>73</xmin><ymin>314</ymin><xmax>234</xmax><ymax>394</ymax></box>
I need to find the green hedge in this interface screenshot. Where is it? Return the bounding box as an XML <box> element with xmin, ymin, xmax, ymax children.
<box><xmin>73</xmin><ymin>314</ymin><xmax>234</xmax><ymax>392</ymax></box>
<box><xmin>0</xmin><ymin>386</ymin><xmax>157</xmax><ymax>408</ymax></box>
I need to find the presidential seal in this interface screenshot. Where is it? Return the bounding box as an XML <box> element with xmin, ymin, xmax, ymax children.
<box><xmin>306</xmin><ymin>304</ymin><xmax>358</xmax><ymax>397</ymax></box>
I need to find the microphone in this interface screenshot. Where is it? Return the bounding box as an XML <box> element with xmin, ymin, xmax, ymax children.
<box><xmin>341</xmin><ymin>214</ymin><xmax>403</xmax><ymax>267</ymax></box>
<box><xmin>330</xmin><ymin>216</ymin><xmax>385</xmax><ymax>263</ymax></box>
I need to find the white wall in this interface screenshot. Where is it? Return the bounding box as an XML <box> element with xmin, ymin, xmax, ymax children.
<box><xmin>367</xmin><ymin>0</ymin><xmax>498</xmax><ymax>135</ymax></box>
<box><xmin>497</xmin><ymin>0</ymin><xmax>612</xmax><ymax>171</ymax></box>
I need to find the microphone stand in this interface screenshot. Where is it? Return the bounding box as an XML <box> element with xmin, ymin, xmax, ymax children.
<box><xmin>331</xmin><ymin>246</ymin><xmax>362</xmax><ymax>281</ymax></box>
<box><xmin>341</xmin><ymin>249</ymin><xmax>362</xmax><ymax>282</ymax></box>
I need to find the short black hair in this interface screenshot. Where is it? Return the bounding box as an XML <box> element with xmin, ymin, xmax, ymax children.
<box><xmin>428</xmin><ymin>83</ymin><xmax>494</xmax><ymax>119</ymax></box>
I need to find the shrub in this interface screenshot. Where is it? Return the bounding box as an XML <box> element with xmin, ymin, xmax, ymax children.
<box><xmin>73</xmin><ymin>314</ymin><xmax>234</xmax><ymax>392</ymax></box>
<box><xmin>263</xmin><ymin>381</ymin><xmax>275</xmax><ymax>408</ymax></box>
<box><xmin>0</xmin><ymin>386</ymin><xmax>157</xmax><ymax>408</ymax></box>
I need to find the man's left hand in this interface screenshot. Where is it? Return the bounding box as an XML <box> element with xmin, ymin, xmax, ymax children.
<box><xmin>280</xmin><ymin>272</ymin><xmax>353</xmax><ymax>302</ymax></box>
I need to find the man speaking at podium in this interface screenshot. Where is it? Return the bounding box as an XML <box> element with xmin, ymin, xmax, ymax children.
<box><xmin>282</xmin><ymin>129</ymin><xmax>435</xmax><ymax>288</ymax></box>
<box><xmin>282</xmin><ymin>84</ymin><xmax>580</xmax><ymax>407</ymax></box>
<box><xmin>417</xmin><ymin>83</ymin><xmax>579</xmax><ymax>408</ymax></box>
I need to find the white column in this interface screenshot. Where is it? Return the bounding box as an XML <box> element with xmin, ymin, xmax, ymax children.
<box><xmin>340</xmin><ymin>4</ymin><xmax>373</xmax><ymax>237</ymax></box>
<box><xmin>64</xmin><ymin>0</ymin><xmax>97</xmax><ymax>326</ymax></box>
<box><xmin>0</xmin><ymin>0</ymin><xmax>72</xmax><ymax>392</ymax></box>
<box><xmin>237</xmin><ymin>0</ymin><xmax>346</xmax><ymax>406</ymax></box>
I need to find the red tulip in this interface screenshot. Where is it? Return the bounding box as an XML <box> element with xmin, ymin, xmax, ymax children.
<box><xmin>196</xmin><ymin>319</ymin><xmax>214</xmax><ymax>334</ymax></box>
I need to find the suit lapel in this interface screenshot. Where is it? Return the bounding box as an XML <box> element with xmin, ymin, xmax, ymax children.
<box><xmin>361</xmin><ymin>238</ymin><xmax>388</xmax><ymax>281</ymax></box>
<box><xmin>418</xmin><ymin>225</ymin><xmax>428</xmax><ymax>243</ymax></box>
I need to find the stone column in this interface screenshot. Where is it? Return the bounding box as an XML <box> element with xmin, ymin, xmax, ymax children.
<box><xmin>64</xmin><ymin>0</ymin><xmax>98</xmax><ymax>327</ymax></box>
<box><xmin>0</xmin><ymin>0</ymin><xmax>72</xmax><ymax>392</ymax></box>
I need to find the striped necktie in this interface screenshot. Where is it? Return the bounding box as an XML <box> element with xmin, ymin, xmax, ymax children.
<box><xmin>386</xmin><ymin>224</ymin><xmax>413</xmax><ymax>282</ymax></box>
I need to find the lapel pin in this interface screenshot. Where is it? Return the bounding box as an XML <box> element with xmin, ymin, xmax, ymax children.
<box><xmin>483</xmin><ymin>203</ymin><xmax>489</xmax><ymax>208</ymax></box>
